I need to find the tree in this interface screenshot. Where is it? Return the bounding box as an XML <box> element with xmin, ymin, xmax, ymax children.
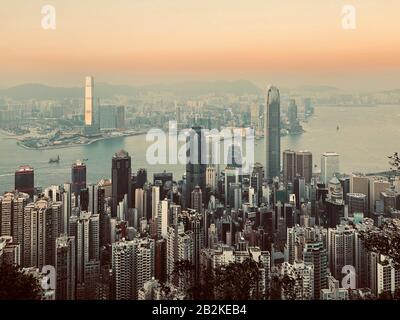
<box><xmin>172</xmin><ymin>260</ymin><xmax>196</xmax><ymax>299</ymax></box>
<box><xmin>214</xmin><ymin>258</ymin><xmax>262</xmax><ymax>300</ymax></box>
<box><xmin>378</xmin><ymin>291</ymin><xmax>393</xmax><ymax>300</ymax></box>
<box><xmin>268</xmin><ymin>275</ymin><xmax>283</xmax><ymax>300</ymax></box>
<box><xmin>280</xmin><ymin>275</ymin><xmax>297</xmax><ymax>300</ymax></box>
<box><xmin>359</xmin><ymin>219</ymin><xmax>400</xmax><ymax>269</ymax></box>
<box><xmin>173</xmin><ymin>257</ymin><xmax>263</xmax><ymax>300</ymax></box>
<box><xmin>394</xmin><ymin>288</ymin><xmax>400</xmax><ymax>300</ymax></box>
<box><xmin>388</xmin><ymin>152</ymin><xmax>400</xmax><ymax>172</ymax></box>
<box><xmin>0</xmin><ymin>264</ymin><xmax>42</xmax><ymax>300</ymax></box>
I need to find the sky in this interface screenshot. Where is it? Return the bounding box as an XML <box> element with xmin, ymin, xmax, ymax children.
<box><xmin>1</xmin><ymin>0</ymin><xmax>400</xmax><ymax>90</ymax></box>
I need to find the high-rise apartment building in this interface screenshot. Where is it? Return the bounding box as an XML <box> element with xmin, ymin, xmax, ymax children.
<box><xmin>327</xmin><ymin>224</ymin><xmax>355</xmax><ymax>280</ymax></box>
<box><xmin>112</xmin><ymin>238</ymin><xmax>155</xmax><ymax>299</ymax></box>
<box><xmin>55</xmin><ymin>235</ymin><xmax>76</xmax><ymax>300</ymax></box>
<box><xmin>303</xmin><ymin>242</ymin><xmax>328</xmax><ymax>299</ymax></box>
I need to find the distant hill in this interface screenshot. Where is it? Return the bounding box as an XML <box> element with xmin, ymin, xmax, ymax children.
<box><xmin>140</xmin><ymin>80</ymin><xmax>262</xmax><ymax>96</ymax></box>
<box><xmin>378</xmin><ymin>89</ymin><xmax>400</xmax><ymax>94</ymax></box>
<box><xmin>0</xmin><ymin>84</ymin><xmax>82</xmax><ymax>100</ymax></box>
<box><xmin>0</xmin><ymin>80</ymin><xmax>262</xmax><ymax>100</ymax></box>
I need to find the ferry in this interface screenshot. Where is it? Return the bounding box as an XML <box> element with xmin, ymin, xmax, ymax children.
<box><xmin>49</xmin><ymin>155</ymin><xmax>60</xmax><ymax>163</ymax></box>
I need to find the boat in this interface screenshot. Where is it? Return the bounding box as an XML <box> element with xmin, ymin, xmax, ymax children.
<box><xmin>49</xmin><ymin>155</ymin><xmax>60</xmax><ymax>163</ymax></box>
<box><xmin>336</xmin><ymin>125</ymin><xmax>340</xmax><ymax>131</ymax></box>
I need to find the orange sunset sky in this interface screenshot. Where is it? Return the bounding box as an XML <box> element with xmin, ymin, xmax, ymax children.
<box><xmin>1</xmin><ymin>0</ymin><xmax>400</xmax><ymax>90</ymax></box>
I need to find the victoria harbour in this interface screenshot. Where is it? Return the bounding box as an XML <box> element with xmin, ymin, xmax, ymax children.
<box><xmin>1</xmin><ymin>105</ymin><xmax>398</xmax><ymax>193</ymax></box>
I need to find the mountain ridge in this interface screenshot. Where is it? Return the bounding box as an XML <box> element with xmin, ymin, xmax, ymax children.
<box><xmin>0</xmin><ymin>80</ymin><xmax>262</xmax><ymax>99</ymax></box>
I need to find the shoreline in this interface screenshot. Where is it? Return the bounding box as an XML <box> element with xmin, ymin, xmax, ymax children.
<box><xmin>3</xmin><ymin>131</ymin><xmax>148</xmax><ymax>150</ymax></box>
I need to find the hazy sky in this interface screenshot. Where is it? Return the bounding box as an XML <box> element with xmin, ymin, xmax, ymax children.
<box><xmin>1</xmin><ymin>0</ymin><xmax>400</xmax><ymax>90</ymax></box>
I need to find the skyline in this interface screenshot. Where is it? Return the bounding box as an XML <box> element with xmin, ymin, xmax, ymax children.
<box><xmin>1</xmin><ymin>0</ymin><xmax>400</xmax><ymax>90</ymax></box>
<box><xmin>2</xmin><ymin>1</ymin><xmax>400</xmax><ymax>304</ymax></box>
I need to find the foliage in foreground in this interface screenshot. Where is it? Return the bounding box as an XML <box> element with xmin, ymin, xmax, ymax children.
<box><xmin>0</xmin><ymin>264</ymin><xmax>42</xmax><ymax>300</ymax></box>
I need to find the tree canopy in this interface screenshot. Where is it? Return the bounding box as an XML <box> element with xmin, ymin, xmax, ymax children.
<box><xmin>0</xmin><ymin>264</ymin><xmax>42</xmax><ymax>300</ymax></box>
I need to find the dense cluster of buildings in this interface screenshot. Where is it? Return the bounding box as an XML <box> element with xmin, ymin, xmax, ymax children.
<box><xmin>1</xmin><ymin>85</ymin><xmax>400</xmax><ymax>300</ymax></box>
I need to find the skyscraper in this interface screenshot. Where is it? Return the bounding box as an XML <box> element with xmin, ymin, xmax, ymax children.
<box><xmin>111</xmin><ymin>238</ymin><xmax>155</xmax><ymax>300</ymax></box>
<box><xmin>347</xmin><ymin>193</ymin><xmax>367</xmax><ymax>216</ymax></box>
<box><xmin>303</xmin><ymin>242</ymin><xmax>328</xmax><ymax>299</ymax></box>
<box><xmin>84</xmin><ymin>76</ymin><xmax>94</xmax><ymax>126</ymax></box>
<box><xmin>206</xmin><ymin>166</ymin><xmax>217</xmax><ymax>191</ymax></box>
<box><xmin>157</xmin><ymin>200</ymin><xmax>169</xmax><ymax>239</ymax></box>
<box><xmin>151</xmin><ymin>186</ymin><xmax>160</xmax><ymax>221</ymax></box>
<box><xmin>327</xmin><ymin>225</ymin><xmax>355</xmax><ymax>280</ymax></box>
<box><xmin>191</xmin><ymin>186</ymin><xmax>203</xmax><ymax>213</ymax></box>
<box><xmin>115</xmin><ymin>105</ymin><xmax>125</xmax><ymax>130</ymax></box>
<box><xmin>250</xmin><ymin>102</ymin><xmax>259</xmax><ymax>130</ymax></box>
<box><xmin>136</xmin><ymin>168</ymin><xmax>147</xmax><ymax>189</ymax></box>
<box><xmin>71</xmin><ymin>161</ymin><xmax>87</xmax><ymax>196</ymax></box>
<box><xmin>14</xmin><ymin>165</ymin><xmax>34</xmax><ymax>198</ymax></box>
<box><xmin>55</xmin><ymin>235</ymin><xmax>76</xmax><ymax>300</ymax></box>
<box><xmin>264</xmin><ymin>85</ymin><xmax>280</xmax><ymax>181</ymax></box>
<box><xmin>112</xmin><ymin>150</ymin><xmax>132</xmax><ymax>218</ymax></box>
<box><xmin>288</xmin><ymin>99</ymin><xmax>298</xmax><ymax>128</ymax></box>
<box><xmin>134</xmin><ymin>238</ymin><xmax>155</xmax><ymax>299</ymax></box>
<box><xmin>23</xmin><ymin>198</ymin><xmax>59</xmax><ymax>268</ymax></box>
<box><xmin>186</xmin><ymin>126</ymin><xmax>206</xmax><ymax>207</ymax></box>
<box><xmin>69</xmin><ymin>214</ymin><xmax>89</xmax><ymax>285</ymax></box>
<box><xmin>99</xmin><ymin>105</ymin><xmax>117</xmax><ymax>130</ymax></box>
<box><xmin>283</xmin><ymin>150</ymin><xmax>296</xmax><ymax>184</ymax></box>
<box><xmin>112</xmin><ymin>239</ymin><xmax>135</xmax><ymax>300</ymax></box>
<box><xmin>283</xmin><ymin>150</ymin><xmax>312</xmax><ymax>185</ymax></box>
<box><xmin>0</xmin><ymin>192</ymin><xmax>30</xmax><ymax>258</ymax></box>
<box><xmin>350</xmin><ymin>174</ymin><xmax>369</xmax><ymax>213</ymax></box>
<box><xmin>296</xmin><ymin>151</ymin><xmax>313</xmax><ymax>183</ymax></box>
<box><xmin>321</xmin><ymin>152</ymin><xmax>339</xmax><ymax>185</ymax></box>
<box><xmin>369</xmin><ymin>178</ymin><xmax>390</xmax><ymax>214</ymax></box>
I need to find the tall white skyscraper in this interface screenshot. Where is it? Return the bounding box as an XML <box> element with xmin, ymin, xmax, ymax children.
<box><xmin>84</xmin><ymin>76</ymin><xmax>94</xmax><ymax>126</ymax></box>
<box><xmin>321</xmin><ymin>152</ymin><xmax>340</xmax><ymax>185</ymax></box>
<box><xmin>151</xmin><ymin>186</ymin><xmax>160</xmax><ymax>220</ymax></box>
<box><xmin>135</xmin><ymin>188</ymin><xmax>145</xmax><ymax>220</ymax></box>
<box><xmin>157</xmin><ymin>200</ymin><xmax>169</xmax><ymax>239</ymax></box>
<box><xmin>206</xmin><ymin>166</ymin><xmax>217</xmax><ymax>191</ymax></box>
